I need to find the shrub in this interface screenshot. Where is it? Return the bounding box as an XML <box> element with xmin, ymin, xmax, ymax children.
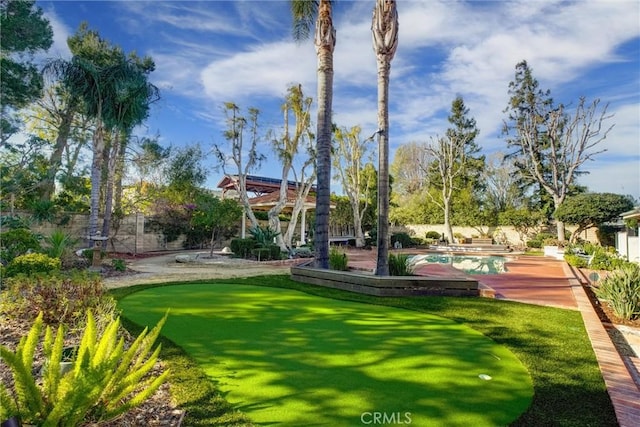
<box><xmin>248</xmin><ymin>225</ymin><xmax>280</xmax><ymax>247</ymax></box>
<box><xmin>329</xmin><ymin>247</ymin><xmax>348</xmax><ymax>271</ymax></box>
<box><xmin>389</xmin><ymin>253</ymin><xmax>414</xmax><ymax>276</ymax></box>
<box><xmin>230</xmin><ymin>238</ymin><xmax>257</xmax><ymax>259</ymax></box>
<box><xmin>5</xmin><ymin>253</ymin><xmax>61</xmax><ymax>277</ymax></box>
<box><xmin>0</xmin><ymin>228</ymin><xmax>42</xmax><ymax>263</ymax></box>
<box><xmin>391</xmin><ymin>232</ymin><xmax>413</xmax><ymax>248</ymax></box>
<box><xmin>526</xmin><ymin>232</ymin><xmax>556</xmax><ymax>249</ymax></box>
<box><xmin>425</xmin><ymin>231</ymin><xmax>441</xmax><ymax>240</ymax></box>
<box><xmin>564</xmin><ymin>254</ymin><xmax>589</xmax><ymax>268</ymax></box>
<box><xmin>589</xmin><ymin>249</ymin><xmax>627</xmax><ymax>271</ymax></box>
<box><xmin>43</xmin><ymin>230</ymin><xmax>78</xmax><ymax>260</ymax></box>
<box><xmin>112</xmin><ymin>258</ymin><xmax>127</xmax><ymax>272</ymax></box>
<box><xmin>0</xmin><ymin>311</ymin><xmax>169</xmax><ymax>425</ymax></box>
<box><xmin>0</xmin><ymin>271</ymin><xmax>116</xmax><ymax>332</ymax></box>
<box><xmin>594</xmin><ymin>264</ymin><xmax>640</xmax><ymax>320</ymax></box>
<box><xmin>251</xmin><ymin>245</ymin><xmax>282</xmax><ymax>261</ymax></box>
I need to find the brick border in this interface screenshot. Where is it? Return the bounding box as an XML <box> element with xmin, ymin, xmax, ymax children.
<box><xmin>565</xmin><ymin>264</ymin><xmax>640</xmax><ymax>426</ymax></box>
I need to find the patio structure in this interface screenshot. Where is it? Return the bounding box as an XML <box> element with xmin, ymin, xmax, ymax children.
<box><xmin>217</xmin><ymin>174</ymin><xmax>318</xmax><ymax>244</ymax></box>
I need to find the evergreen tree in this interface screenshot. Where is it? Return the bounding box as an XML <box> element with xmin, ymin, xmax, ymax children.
<box><xmin>0</xmin><ymin>0</ymin><xmax>53</xmax><ymax>142</ymax></box>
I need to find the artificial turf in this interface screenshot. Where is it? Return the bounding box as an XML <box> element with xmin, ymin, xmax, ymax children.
<box><xmin>119</xmin><ymin>282</ymin><xmax>533</xmax><ymax>426</ymax></box>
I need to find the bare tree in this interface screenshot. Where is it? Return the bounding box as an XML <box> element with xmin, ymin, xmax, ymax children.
<box><xmin>269</xmin><ymin>84</ymin><xmax>316</xmax><ymax>252</ymax></box>
<box><xmin>212</xmin><ymin>103</ymin><xmax>265</xmax><ymax>232</ymax></box>
<box><xmin>510</xmin><ymin>98</ymin><xmax>612</xmax><ymax>241</ymax></box>
<box><xmin>504</xmin><ymin>61</ymin><xmax>613</xmax><ymax>241</ymax></box>
<box><xmin>423</xmin><ymin>134</ymin><xmax>466</xmax><ymax>244</ymax></box>
<box><xmin>391</xmin><ymin>141</ymin><xmax>431</xmax><ymax>196</ymax></box>
<box><xmin>483</xmin><ymin>152</ymin><xmax>524</xmax><ymax>212</ymax></box>
<box><xmin>332</xmin><ymin>125</ymin><xmax>376</xmax><ymax>248</ymax></box>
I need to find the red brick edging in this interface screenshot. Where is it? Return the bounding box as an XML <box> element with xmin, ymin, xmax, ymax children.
<box><xmin>565</xmin><ymin>264</ymin><xmax>640</xmax><ymax>426</ymax></box>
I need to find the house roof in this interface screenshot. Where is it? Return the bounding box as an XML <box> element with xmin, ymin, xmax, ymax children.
<box><xmin>248</xmin><ymin>190</ymin><xmax>317</xmax><ymax>212</ymax></box>
<box><xmin>621</xmin><ymin>207</ymin><xmax>640</xmax><ymax>220</ymax></box>
<box><xmin>216</xmin><ymin>174</ymin><xmax>316</xmax><ymax>196</ymax></box>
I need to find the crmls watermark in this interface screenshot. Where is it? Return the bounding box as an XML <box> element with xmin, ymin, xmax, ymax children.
<box><xmin>360</xmin><ymin>411</ymin><xmax>412</xmax><ymax>425</ymax></box>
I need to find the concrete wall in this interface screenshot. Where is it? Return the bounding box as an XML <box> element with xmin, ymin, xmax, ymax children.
<box><xmin>7</xmin><ymin>211</ymin><xmax>184</xmax><ymax>254</ymax></box>
<box><xmin>392</xmin><ymin>224</ymin><xmax>599</xmax><ymax>246</ymax></box>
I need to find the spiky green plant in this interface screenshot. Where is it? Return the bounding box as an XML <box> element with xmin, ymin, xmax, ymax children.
<box><xmin>594</xmin><ymin>263</ymin><xmax>640</xmax><ymax>320</ymax></box>
<box><xmin>43</xmin><ymin>230</ymin><xmax>79</xmax><ymax>260</ymax></box>
<box><xmin>0</xmin><ymin>311</ymin><xmax>170</xmax><ymax>426</ymax></box>
<box><xmin>248</xmin><ymin>225</ymin><xmax>280</xmax><ymax>247</ymax></box>
<box><xmin>328</xmin><ymin>247</ymin><xmax>348</xmax><ymax>271</ymax></box>
<box><xmin>389</xmin><ymin>253</ymin><xmax>414</xmax><ymax>276</ymax></box>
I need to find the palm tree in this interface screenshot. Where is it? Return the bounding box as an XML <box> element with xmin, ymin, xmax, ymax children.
<box><xmin>44</xmin><ymin>57</ymin><xmax>158</xmax><ymax>242</ymax></box>
<box><xmin>372</xmin><ymin>0</ymin><xmax>398</xmax><ymax>276</ymax></box>
<box><xmin>291</xmin><ymin>0</ymin><xmax>336</xmax><ymax>269</ymax></box>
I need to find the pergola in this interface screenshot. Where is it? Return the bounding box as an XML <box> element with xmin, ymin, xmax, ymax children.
<box><xmin>216</xmin><ymin>174</ymin><xmax>318</xmax><ymax>244</ymax></box>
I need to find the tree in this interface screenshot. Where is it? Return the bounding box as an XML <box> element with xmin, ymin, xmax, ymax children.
<box><xmin>332</xmin><ymin>125</ymin><xmax>376</xmax><ymax>247</ymax></box>
<box><xmin>482</xmin><ymin>152</ymin><xmax>525</xmax><ymax>213</ymax></box>
<box><xmin>212</xmin><ymin>103</ymin><xmax>265</xmax><ymax>233</ymax></box>
<box><xmin>23</xmin><ymin>85</ymin><xmax>92</xmax><ymax>201</ymax></box>
<box><xmin>165</xmin><ymin>145</ymin><xmax>207</xmax><ymax>202</ymax></box>
<box><xmin>291</xmin><ymin>0</ymin><xmax>336</xmax><ymax>268</ymax></box>
<box><xmin>268</xmin><ymin>84</ymin><xmax>316</xmax><ymax>251</ymax></box>
<box><xmin>503</xmin><ymin>60</ymin><xmax>613</xmax><ymax>242</ymax></box>
<box><xmin>498</xmin><ymin>208</ymin><xmax>546</xmax><ymax>245</ymax></box>
<box><xmin>0</xmin><ymin>0</ymin><xmax>53</xmax><ymax>143</ymax></box>
<box><xmin>555</xmin><ymin>193</ymin><xmax>634</xmax><ymax>243</ymax></box>
<box><xmin>191</xmin><ymin>194</ymin><xmax>243</xmax><ymax>257</ymax></box>
<box><xmin>424</xmin><ymin>97</ymin><xmax>480</xmax><ymax>244</ymax></box>
<box><xmin>372</xmin><ymin>0</ymin><xmax>398</xmax><ymax>276</ymax></box>
<box><xmin>390</xmin><ymin>142</ymin><xmax>431</xmax><ymax>196</ymax></box>
<box><xmin>44</xmin><ymin>24</ymin><xmax>159</xmax><ymax>244</ymax></box>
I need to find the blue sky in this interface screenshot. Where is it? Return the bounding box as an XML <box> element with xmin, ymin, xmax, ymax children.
<box><xmin>38</xmin><ymin>0</ymin><xmax>640</xmax><ymax>200</ymax></box>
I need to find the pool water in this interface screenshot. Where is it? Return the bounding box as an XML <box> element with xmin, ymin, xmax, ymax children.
<box><xmin>409</xmin><ymin>254</ymin><xmax>509</xmax><ymax>275</ymax></box>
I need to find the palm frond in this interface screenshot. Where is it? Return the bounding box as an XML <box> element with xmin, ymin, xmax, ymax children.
<box><xmin>290</xmin><ymin>0</ymin><xmax>318</xmax><ymax>41</ymax></box>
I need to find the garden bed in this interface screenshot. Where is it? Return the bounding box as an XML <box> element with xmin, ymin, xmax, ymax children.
<box><xmin>290</xmin><ymin>263</ymin><xmax>479</xmax><ymax>296</ymax></box>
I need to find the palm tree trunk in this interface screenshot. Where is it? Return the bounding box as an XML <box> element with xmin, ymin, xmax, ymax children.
<box><xmin>375</xmin><ymin>62</ymin><xmax>390</xmax><ymax>275</ymax></box>
<box><xmin>313</xmin><ymin>0</ymin><xmax>336</xmax><ymax>269</ymax></box>
<box><xmin>372</xmin><ymin>0</ymin><xmax>398</xmax><ymax>276</ymax></box>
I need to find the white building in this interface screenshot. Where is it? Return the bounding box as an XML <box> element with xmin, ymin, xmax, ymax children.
<box><xmin>616</xmin><ymin>208</ymin><xmax>640</xmax><ymax>264</ymax></box>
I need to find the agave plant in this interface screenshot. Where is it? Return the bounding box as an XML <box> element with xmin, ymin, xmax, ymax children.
<box><xmin>248</xmin><ymin>225</ymin><xmax>280</xmax><ymax>247</ymax></box>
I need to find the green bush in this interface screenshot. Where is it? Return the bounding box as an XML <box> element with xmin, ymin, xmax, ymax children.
<box><xmin>329</xmin><ymin>247</ymin><xmax>348</xmax><ymax>271</ymax></box>
<box><xmin>111</xmin><ymin>258</ymin><xmax>127</xmax><ymax>272</ymax></box>
<box><xmin>389</xmin><ymin>253</ymin><xmax>414</xmax><ymax>276</ymax></box>
<box><xmin>5</xmin><ymin>253</ymin><xmax>61</xmax><ymax>277</ymax></box>
<box><xmin>0</xmin><ymin>271</ymin><xmax>116</xmax><ymax>332</ymax></box>
<box><xmin>251</xmin><ymin>245</ymin><xmax>282</xmax><ymax>261</ymax></box>
<box><xmin>0</xmin><ymin>228</ymin><xmax>42</xmax><ymax>263</ymax></box>
<box><xmin>589</xmin><ymin>249</ymin><xmax>627</xmax><ymax>271</ymax></box>
<box><xmin>391</xmin><ymin>232</ymin><xmax>413</xmax><ymax>248</ymax></box>
<box><xmin>0</xmin><ymin>311</ymin><xmax>169</xmax><ymax>425</ymax></box>
<box><xmin>230</xmin><ymin>238</ymin><xmax>257</xmax><ymax>259</ymax></box>
<box><xmin>564</xmin><ymin>253</ymin><xmax>589</xmax><ymax>268</ymax></box>
<box><xmin>526</xmin><ymin>232</ymin><xmax>556</xmax><ymax>249</ymax></box>
<box><xmin>594</xmin><ymin>264</ymin><xmax>640</xmax><ymax>320</ymax></box>
<box><xmin>425</xmin><ymin>231</ymin><xmax>441</xmax><ymax>240</ymax></box>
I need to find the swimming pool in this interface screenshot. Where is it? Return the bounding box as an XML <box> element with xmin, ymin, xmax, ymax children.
<box><xmin>409</xmin><ymin>254</ymin><xmax>510</xmax><ymax>275</ymax></box>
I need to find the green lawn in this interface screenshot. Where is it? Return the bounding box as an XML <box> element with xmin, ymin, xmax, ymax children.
<box><xmin>113</xmin><ymin>275</ymin><xmax>617</xmax><ymax>426</ymax></box>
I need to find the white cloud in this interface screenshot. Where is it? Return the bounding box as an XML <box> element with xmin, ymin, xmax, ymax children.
<box><xmin>41</xmin><ymin>9</ymin><xmax>71</xmax><ymax>59</ymax></box>
<box><xmin>200</xmin><ymin>41</ymin><xmax>317</xmax><ymax>102</ymax></box>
